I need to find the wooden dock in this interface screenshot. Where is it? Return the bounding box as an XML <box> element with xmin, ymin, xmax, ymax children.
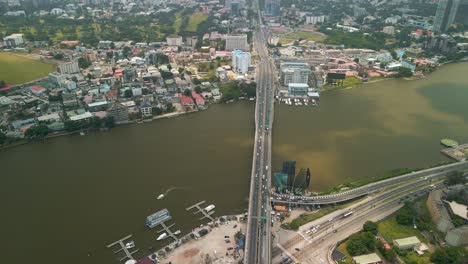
<box><xmin>186</xmin><ymin>200</ymin><xmax>215</xmax><ymax>222</ymax></box>
<box><xmin>106</xmin><ymin>234</ymin><xmax>139</xmax><ymax>262</ymax></box>
<box><xmin>156</xmin><ymin>221</ymin><xmax>179</xmax><ymax>241</ymax></box>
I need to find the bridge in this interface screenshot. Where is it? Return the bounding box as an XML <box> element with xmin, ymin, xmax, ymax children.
<box><xmin>270</xmin><ymin>161</ymin><xmax>468</xmax><ymax>205</ymax></box>
<box><xmin>244</xmin><ymin>0</ymin><xmax>275</xmax><ymax>263</ymax></box>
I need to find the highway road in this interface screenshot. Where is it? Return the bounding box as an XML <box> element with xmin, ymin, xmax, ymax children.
<box><xmin>244</xmin><ymin>0</ymin><xmax>275</xmax><ymax>263</ymax></box>
<box><xmin>271</xmin><ymin>161</ymin><xmax>468</xmax><ymax>205</ymax></box>
<box><xmin>272</xmin><ymin>170</ymin><xmax>455</xmax><ymax>264</ymax></box>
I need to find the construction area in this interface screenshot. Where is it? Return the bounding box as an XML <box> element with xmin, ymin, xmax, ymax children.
<box><xmin>161</xmin><ymin>214</ymin><xmax>247</xmax><ymax>264</ymax></box>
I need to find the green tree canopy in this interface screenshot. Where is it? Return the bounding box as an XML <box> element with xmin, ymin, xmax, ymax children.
<box><xmin>363</xmin><ymin>221</ymin><xmax>378</xmax><ymax>235</ymax></box>
<box><xmin>430</xmin><ymin>247</ymin><xmax>468</xmax><ymax>264</ymax></box>
<box><xmin>25</xmin><ymin>124</ymin><xmax>49</xmax><ymax>139</ymax></box>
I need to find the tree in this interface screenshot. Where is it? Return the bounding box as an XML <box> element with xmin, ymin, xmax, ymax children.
<box><xmin>194</xmin><ymin>86</ymin><xmax>202</xmax><ymax>94</ymax></box>
<box><xmin>78</xmin><ymin>57</ymin><xmax>92</xmax><ymax>69</ymax></box>
<box><xmin>0</xmin><ymin>80</ymin><xmax>5</xmax><ymax>88</ymax></box>
<box><xmin>167</xmin><ymin>64</ymin><xmax>172</xmax><ymax>70</ymax></box>
<box><xmin>165</xmin><ymin>103</ymin><xmax>175</xmax><ymax>113</ymax></box>
<box><xmin>178</xmin><ymin>67</ymin><xmax>185</xmax><ymax>74</ymax></box>
<box><xmin>346</xmin><ymin>232</ymin><xmax>376</xmax><ymax>256</ymax></box>
<box><xmin>446</xmin><ymin>171</ymin><xmax>466</xmax><ymax>185</ymax></box>
<box><xmin>25</xmin><ymin>124</ymin><xmax>49</xmax><ymax>139</ymax></box>
<box><xmin>354</xmin><ymin>58</ymin><xmax>360</xmax><ymax>63</ymax></box>
<box><xmin>90</xmin><ymin>117</ymin><xmax>102</xmax><ymax>129</ymax></box>
<box><xmin>395</xmin><ymin>67</ymin><xmax>413</xmax><ymax>78</ymax></box>
<box><xmin>161</xmin><ymin>71</ymin><xmax>174</xmax><ymax>80</ymax></box>
<box><xmin>122</xmin><ymin>46</ymin><xmax>132</xmax><ymax>58</ymax></box>
<box><xmin>390</xmin><ymin>50</ymin><xmax>398</xmax><ymax>60</ymax></box>
<box><xmin>0</xmin><ymin>131</ymin><xmax>6</xmax><ymax>145</ymax></box>
<box><xmin>53</xmin><ymin>53</ymin><xmax>64</xmax><ymax>60</ymax></box>
<box><xmin>124</xmin><ymin>89</ymin><xmax>133</xmax><ymax>98</ymax></box>
<box><xmin>396</xmin><ymin>204</ymin><xmax>413</xmax><ymax>225</ymax></box>
<box><xmin>64</xmin><ymin>120</ymin><xmax>82</xmax><ymax>132</ymax></box>
<box><xmin>363</xmin><ymin>221</ymin><xmax>378</xmax><ymax>235</ymax></box>
<box><xmin>430</xmin><ymin>247</ymin><xmax>468</xmax><ymax>264</ymax></box>
<box><xmin>183</xmin><ymin>89</ymin><xmax>191</xmax><ymax>97</ymax></box>
<box><xmin>192</xmin><ymin>78</ymin><xmax>202</xmax><ymax>85</ymax></box>
<box><xmin>104</xmin><ymin>116</ymin><xmax>115</xmax><ymax>128</ymax></box>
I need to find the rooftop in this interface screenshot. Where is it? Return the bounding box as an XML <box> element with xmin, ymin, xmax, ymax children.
<box><xmin>352</xmin><ymin>253</ymin><xmax>382</xmax><ymax>264</ymax></box>
<box><xmin>393</xmin><ymin>236</ymin><xmax>420</xmax><ymax>247</ymax></box>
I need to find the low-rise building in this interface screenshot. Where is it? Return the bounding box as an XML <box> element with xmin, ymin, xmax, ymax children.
<box><xmin>352</xmin><ymin>253</ymin><xmax>382</xmax><ymax>264</ymax></box>
<box><xmin>140</xmin><ymin>102</ymin><xmax>152</xmax><ymax>117</ymax></box>
<box><xmin>393</xmin><ymin>236</ymin><xmax>421</xmax><ymax>250</ymax></box>
<box><xmin>166</xmin><ymin>35</ymin><xmax>183</xmax><ymax>46</ymax></box>
<box><xmin>3</xmin><ymin>33</ymin><xmax>24</xmax><ymax>47</ymax></box>
<box><xmin>108</xmin><ymin>102</ymin><xmax>129</xmax><ymax>124</ymax></box>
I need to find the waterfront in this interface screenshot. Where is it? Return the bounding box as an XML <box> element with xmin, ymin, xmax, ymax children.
<box><xmin>0</xmin><ymin>102</ymin><xmax>255</xmax><ymax>264</ymax></box>
<box><xmin>1</xmin><ymin>63</ymin><xmax>468</xmax><ymax>263</ymax></box>
<box><xmin>273</xmin><ymin>62</ymin><xmax>468</xmax><ymax>191</ymax></box>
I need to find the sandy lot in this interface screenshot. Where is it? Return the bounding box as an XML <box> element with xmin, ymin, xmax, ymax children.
<box><xmin>161</xmin><ymin>217</ymin><xmax>246</xmax><ymax>264</ymax></box>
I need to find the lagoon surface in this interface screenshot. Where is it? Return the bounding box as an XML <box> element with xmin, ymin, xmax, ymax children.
<box><xmin>1</xmin><ymin>63</ymin><xmax>468</xmax><ymax>263</ymax></box>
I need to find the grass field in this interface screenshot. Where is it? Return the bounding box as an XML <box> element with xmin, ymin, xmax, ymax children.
<box><xmin>323</xmin><ymin>76</ymin><xmax>363</xmax><ymax>91</ymax></box>
<box><xmin>0</xmin><ymin>52</ymin><xmax>55</xmax><ymax>86</ymax></box>
<box><xmin>378</xmin><ymin>214</ymin><xmax>426</xmax><ymax>243</ymax></box>
<box><xmin>185</xmin><ymin>12</ymin><xmax>208</xmax><ymax>32</ymax></box>
<box><xmin>279</xmin><ymin>31</ymin><xmax>327</xmax><ymax>45</ymax></box>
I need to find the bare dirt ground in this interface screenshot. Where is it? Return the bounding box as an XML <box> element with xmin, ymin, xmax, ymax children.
<box><xmin>161</xmin><ymin>217</ymin><xmax>246</xmax><ymax>264</ymax></box>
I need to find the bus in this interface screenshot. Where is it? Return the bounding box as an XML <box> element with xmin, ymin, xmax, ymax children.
<box><xmin>343</xmin><ymin>211</ymin><xmax>353</xmax><ymax>217</ymax></box>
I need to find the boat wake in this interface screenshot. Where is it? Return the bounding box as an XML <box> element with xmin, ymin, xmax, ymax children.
<box><xmin>157</xmin><ymin>187</ymin><xmax>183</xmax><ymax>199</ymax></box>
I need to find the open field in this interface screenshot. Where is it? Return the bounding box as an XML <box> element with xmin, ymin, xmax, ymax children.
<box><xmin>323</xmin><ymin>76</ymin><xmax>363</xmax><ymax>91</ymax></box>
<box><xmin>186</xmin><ymin>12</ymin><xmax>208</xmax><ymax>32</ymax></box>
<box><xmin>377</xmin><ymin>214</ymin><xmax>426</xmax><ymax>243</ymax></box>
<box><xmin>279</xmin><ymin>31</ymin><xmax>327</xmax><ymax>45</ymax></box>
<box><xmin>0</xmin><ymin>52</ymin><xmax>55</xmax><ymax>85</ymax></box>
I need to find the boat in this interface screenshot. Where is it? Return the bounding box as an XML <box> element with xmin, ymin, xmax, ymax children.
<box><xmin>146</xmin><ymin>209</ymin><xmax>171</xmax><ymax>228</ymax></box>
<box><xmin>79</xmin><ymin>131</ymin><xmax>85</xmax><ymax>136</ymax></box>
<box><xmin>174</xmin><ymin>230</ymin><xmax>181</xmax><ymax>235</ymax></box>
<box><xmin>125</xmin><ymin>241</ymin><xmax>135</xmax><ymax>249</ymax></box>
<box><xmin>157</xmin><ymin>233</ymin><xmax>168</xmax><ymax>241</ymax></box>
<box><xmin>204</xmin><ymin>204</ymin><xmax>215</xmax><ymax>212</ymax></box>
<box><xmin>157</xmin><ymin>194</ymin><xmax>165</xmax><ymax>200</ymax></box>
<box><xmin>441</xmin><ymin>139</ymin><xmax>459</xmax><ymax>148</ymax></box>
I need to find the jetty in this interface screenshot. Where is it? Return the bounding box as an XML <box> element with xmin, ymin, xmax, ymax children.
<box><xmin>186</xmin><ymin>200</ymin><xmax>215</xmax><ymax>222</ymax></box>
<box><xmin>106</xmin><ymin>234</ymin><xmax>139</xmax><ymax>262</ymax></box>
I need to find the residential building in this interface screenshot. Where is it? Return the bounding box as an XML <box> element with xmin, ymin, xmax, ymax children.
<box><xmin>393</xmin><ymin>236</ymin><xmax>421</xmax><ymax>250</ymax></box>
<box><xmin>305</xmin><ymin>14</ymin><xmax>326</xmax><ymax>25</ymax></box>
<box><xmin>61</xmin><ymin>80</ymin><xmax>77</xmax><ymax>90</ymax></box>
<box><xmin>401</xmin><ymin>60</ymin><xmax>416</xmax><ymax>72</ymax></box>
<box><xmin>48</xmin><ymin>72</ymin><xmax>66</xmax><ymax>85</ymax></box>
<box><xmin>225</xmin><ymin>34</ymin><xmax>248</xmax><ymax>51</ymax></box>
<box><xmin>280</xmin><ymin>61</ymin><xmax>311</xmax><ymax>86</ymax></box>
<box><xmin>58</xmin><ymin>61</ymin><xmax>80</xmax><ymax>74</ymax></box>
<box><xmin>82</xmin><ymin>50</ymin><xmax>97</xmax><ymax>62</ymax></box>
<box><xmin>191</xmin><ymin>90</ymin><xmax>205</xmax><ymax>106</ymax></box>
<box><xmin>382</xmin><ymin>26</ymin><xmax>395</xmax><ymax>35</ymax></box>
<box><xmin>232</xmin><ymin>50</ymin><xmax>251</xmax><ymax>74</ymax></box>
<box><xmin>352</xmin><ymin>253</ymin><xmax>382</xmax><ymax>264</ymax></box>
<box><xmin>3</xmin><ymin>33</ymin><xmax>24</xmax><ymax>47</ymax></box>
<box><xmin>30</xmin><ymin>86</ymin><xmax>46</xmax><ymax>95</ymax></box>
<box><xmin>107</xmin><ymin>102</ymin><xmax>129</xmax><ymax>124</ymax></box>
<box><xmin>433</xmin><ymin>0</ymin><xmax>461</xmax><ymax>33</ymax></box>
<box><xmin>166</xmin><ymin>35</ymin><xmax>183</xmax><ymax>46</ymax></box>
<box><xmin>264</xmin><ymin>0</ymin><xmax>280</xmax><ymax>16</ymax></box>
<box><xmin>140</xmin><ymin>102</ymin><xmax>152</xmax><ymax>117</ymax></box>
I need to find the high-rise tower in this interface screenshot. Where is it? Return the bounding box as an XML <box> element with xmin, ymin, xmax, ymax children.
<box><xmin>433</xmin><ymin>0</ymin><xmax>460</xmax><ymax>33</ymax></box>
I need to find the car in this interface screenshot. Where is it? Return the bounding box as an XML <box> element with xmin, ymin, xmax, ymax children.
<box><xmin>295</xmin><ymin>248</ymin><xmax>301</xmax><ymax>251</ymax></box>
<box><xmin>333</xmin><ymin>230</ymin><xmax>337</xmax><ymax>233</ymax></box>
<box><xmin>224</xmin><ymin>235</ymin><xmax>229</xmax><ymax>238</ymax></box>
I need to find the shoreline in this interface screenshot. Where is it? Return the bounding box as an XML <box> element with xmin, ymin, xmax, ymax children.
<box><xmin>321</xmin><ymin>59</ymin><xmax>468</xmax><ymax>94</ymax></box>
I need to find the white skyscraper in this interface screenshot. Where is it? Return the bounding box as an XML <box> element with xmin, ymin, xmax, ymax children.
<box><xmin>232</xmin><ymin>50</ymin><xmax>251</xmax><ymax>74</ymax></box>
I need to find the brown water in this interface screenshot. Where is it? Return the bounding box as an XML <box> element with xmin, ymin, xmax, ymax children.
<box><xmin>273</xmin><ymin>62</ymin><xmax>468</xmax><ymax>191</ymax></box>
<box><xmin>0</xmin><ymin>102</ymin><xmax>255</xmax><ymax>263</ymax></box>
<box><xmin>1</xmin><ymin>63</ymin><xmax>468</xmax><ymax>263</ymax></box>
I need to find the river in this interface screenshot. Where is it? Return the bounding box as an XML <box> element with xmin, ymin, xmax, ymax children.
<box><xmin>1</xmin><ymin>63</ymin><xmax>468</xmax><ymax>263</ymax></box>
<box><xmin>273</xmin><ymin>62</ymin><xmax>468</xmax><ymax>191</ymax></box>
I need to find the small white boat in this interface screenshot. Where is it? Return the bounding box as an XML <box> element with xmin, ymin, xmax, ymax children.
<box><xmin>157</xmin><ymin>233</ymin><xmax>168</xmax><ymax>241</ymax></box>
<box><xmin>204</xmin><ymin>204</ymin><xmax>215</xmax><ymax>212</ymax></box>
<box><xmin>79</xmin><ymin>131</ymin><xmax>85</xmax><ymax>136</ymax></box>
<box><xmin>174</xmin><ymin>230</ymin><xmax>181</xmax><ymax>235</ymax></box>
<box><xmin>125</xmin><ymin>241</ymin><xmax>135</xmax><ymax>249</ymax></box>
<box><xmin>157</xmin><ymin>194</ymin><xmax>165</xmax><ymax>200</ymax></box>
